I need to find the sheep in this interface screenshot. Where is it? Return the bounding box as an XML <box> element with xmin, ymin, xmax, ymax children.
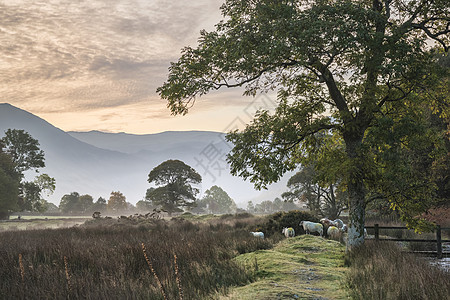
<box><xmin>250</xmin><ymin>231</ymin><xmax>265</xmax><ymax>239</ymax></box>
<box><xmin>320</xmin><ymin>218</ymin><xmax>345</xmax><ymax>229</ymax></box>
<box><xmin>327</xmin><ymin>226</ymin><xmax>341</xmax><ymax>239</ymax></box>
<box><xmin>282</xmin><ymin>227</ymin><xmax>295</xmax><ymax>238</ymax></box>
<box><xmin>299</xmin><ymin>221</ymin><xmax>323</xmax><ymax>237</ymax></box>
<box><xmin>333</xmin><ymin>219</ymin><xmax>345</xmax><ymax>229</ymax></box>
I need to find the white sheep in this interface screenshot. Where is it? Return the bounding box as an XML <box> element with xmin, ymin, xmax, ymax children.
<box><xmin>299</xmin><ymin>221</ymin><xmax>323</xmax><ymax>237</ymax></box>
<box><xmin>250</xmin><ymin>231</ymin><xmax>265</xmax><ymax>239</ymax></box>
<box><xmin>282</xmin><ymin>227</ymin><xmax>295</xmax><ymax>238</ymax></box>
<box><xmin>333</xmin><ymin>219</ymin><xmax>345</xmax><ymax>229</ymax></box>
<box><xmin>327</xmin><ymin>226</ymin><xmax>341</xmax><ymax>239</ymax></box>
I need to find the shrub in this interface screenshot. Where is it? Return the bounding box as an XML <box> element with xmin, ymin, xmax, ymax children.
<box><xmin>255</xmin><ymin>210</ymin><xmax>318</xmax><ymax>237</ymax></box>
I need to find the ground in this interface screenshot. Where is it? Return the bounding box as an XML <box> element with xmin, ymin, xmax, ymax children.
<box><xmin>219</xmin><ymin>235</ymin><xmax>348</xmax><ymax>300</ymax></box>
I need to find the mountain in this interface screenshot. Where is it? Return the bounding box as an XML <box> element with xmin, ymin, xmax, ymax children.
<box><xmin>0</xmin><ymin>103</ymin><xmax>291</xmax><ymax>207</ymax></box>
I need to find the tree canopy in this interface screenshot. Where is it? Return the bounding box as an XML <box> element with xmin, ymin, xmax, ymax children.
<box><xmin>199</xmin><ymin>185</ymin><xmax>237</xmax><ymax>214</ymax></box>
<box><xmin>157</xmin><ymin>0</ymin><xmax>449</xmax><ymax>247</ymax></box>
<box><xmin>147</xmin><ymin>159</ymin><xmax>202</xmax><ymax>215</ymax></box>
<box><xmin>0</xmin><ymin>129</ymin><xmax>55</xmax><ymax>219</ymax></box>
<box><xmin>59</xmin><ymin>192</ymin><xmax>94</xmax><ymax>214</ymax></box>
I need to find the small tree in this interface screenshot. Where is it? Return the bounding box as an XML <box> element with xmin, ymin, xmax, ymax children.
<box><xmin>147</xmin><ymin>160</ymin><xmax>202</xmax><ymax>216</ymax></box>
<box><xmin>200</xmin><ymin>185</ymin><xmax>237</xmax><ymax>214</ymax></box>
<box><xmin>107</xmin><ymin>191</ymin><xmax>127</xmax><ymax>213</ymax></box>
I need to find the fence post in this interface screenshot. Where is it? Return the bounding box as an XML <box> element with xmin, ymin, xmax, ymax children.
<box><xmin>436</xmin><ymin>225</ymin><xmax>442</xmax><ymax>259</ymax></box>
<box><xmin>374</xmin><ymin>224</ymin><xmax>379</xmax><ymax>241</ymax></box>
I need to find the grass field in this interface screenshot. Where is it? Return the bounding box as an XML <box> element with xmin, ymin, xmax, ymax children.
<box><xmin>1</xmin><ymin>212</ymin><xmax>447</xmax><ymax>299</ymax></box>
<box><xmin>221</xmin><ymin>235</ymin><xmax>348</xmax><ymax>300</ymax></box>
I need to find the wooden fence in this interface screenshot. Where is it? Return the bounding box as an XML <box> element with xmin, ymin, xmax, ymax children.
<box><xmin>365</xmin><ymin>224</ymin><xmax>450</xmax><ymax>259</ymax></box>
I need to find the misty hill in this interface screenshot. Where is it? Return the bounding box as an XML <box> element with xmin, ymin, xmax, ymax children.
<box><xmin>0</xmin><ymin>103</ymin><xmax>291</xmax><ymax>207</ymax></box>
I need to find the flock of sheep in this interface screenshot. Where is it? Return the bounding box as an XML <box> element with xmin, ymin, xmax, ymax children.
<box><xmin>251</xmin><ymin>218</ymin><xmax>356</xmax><ymax>240</ymax></box>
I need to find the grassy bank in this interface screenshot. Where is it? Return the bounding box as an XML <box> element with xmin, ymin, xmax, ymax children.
<box><xmin>220</xmin><ymin>235</ymin><xmax>348</xmax><ymax>300</ymax></box>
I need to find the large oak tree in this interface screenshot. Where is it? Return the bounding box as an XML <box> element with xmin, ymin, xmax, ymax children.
<box><xmin>146</xmin><ymin>160</ymin><xmax>202</xmax><ymax>216</ymax></box>
<box><xmin>157</xmin><ymin>0</ymin><xmax>449</xmax><ymax>247</ymax></box>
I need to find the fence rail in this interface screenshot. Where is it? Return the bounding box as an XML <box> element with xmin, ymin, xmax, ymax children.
<box><xmin>365</xmin><ymin>224</ymin><xmax>450</xmax><ymax>259</ymax></box>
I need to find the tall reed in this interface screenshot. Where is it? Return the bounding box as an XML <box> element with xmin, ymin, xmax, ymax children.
<box><xmin>141</xmin><ymin>242</ymin><xmax>167</xmax><ymax>300</ymax></box>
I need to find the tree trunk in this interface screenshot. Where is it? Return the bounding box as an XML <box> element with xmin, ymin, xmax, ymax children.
<box><xmin>344</xmin><ymin>136</ymin><xmax>367</xmax><ymax>249</ymax></box>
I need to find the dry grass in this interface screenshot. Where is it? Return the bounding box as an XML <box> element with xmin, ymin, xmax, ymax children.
<box><xmin>345</xmin><ymin>241</ymin><xmax>450</xmax><ymax>300</ymax></box>
<box><xmin>0</xmin><ymin>216</ymin><xmax>272</xmax><ymax>299</ymax></box>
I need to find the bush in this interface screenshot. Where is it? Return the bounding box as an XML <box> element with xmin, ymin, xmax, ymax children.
<box><xmin>255</xmin><ymin>210</ymin><xmax>318</xmax><ymax>237</ymax></box>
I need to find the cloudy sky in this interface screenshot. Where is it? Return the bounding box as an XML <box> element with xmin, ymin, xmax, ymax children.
<box><xmin>1</xmin><ymin>0</ymin><xmax>273</xmax><ymax>134</ymax></box>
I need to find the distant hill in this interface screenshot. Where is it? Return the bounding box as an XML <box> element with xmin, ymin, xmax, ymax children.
<box><xmin>0</xmin><ymin>103</ymin><xmax>291</xmax><ymax>207</ymax></box>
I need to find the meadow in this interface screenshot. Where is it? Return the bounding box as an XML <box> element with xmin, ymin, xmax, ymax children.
<box><xmin>1</xmin><ymin>211</ymin><xmax>448</xmax><ymax>300</ymax></box>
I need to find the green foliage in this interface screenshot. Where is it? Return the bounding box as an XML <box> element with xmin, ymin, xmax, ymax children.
<box><xmin>135</xmin><ymin>199</ymin><xmax>153</xmax><ymax>211</ymax></box>
<box><xmin>147</xmin><ymin>160</ymin><xmax>202</xmax><ymax>215</ymax></box>
<box><xmin>107</xmin><ymin>191</ymin><xmax>127</xmax><ymax>212</ymax></box>
<box><xmin>0</xmin><ymin>129</ymin><xmax>44</xmax><ymax>175</ymax></box>
<box><xmin>0</xmin><ymin>130</ymin><xmax>55</xmax><ymax>218</ymax></box>
<box><xmin>199</xmin><ymin>185</ymin><xmax>237</xmax><ymax>214</ymax></box>
<box><xmin>157</xmin><ymin>0</ymin><xmax>449</xmax><ymax>245</ymax></box>
<box><xmin>59</xmin><ymin>192</ymin><xmax>94</xmax><ymax>214</ymax></box>
<box><xmin>255</xmin><ymin>210</ymin><xmax>318</xmax><ymax>237</ymax></box>
<box><xmin>90</xmin><ymin>197</ymin><xmax>107</xmax><ymax>212</ymax></box>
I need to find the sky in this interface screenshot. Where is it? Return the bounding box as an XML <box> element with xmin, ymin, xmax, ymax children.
<box><xmin>0</xmin><ymin>0</ymin><xmax>276</xmax><ymax>134</ymax></box>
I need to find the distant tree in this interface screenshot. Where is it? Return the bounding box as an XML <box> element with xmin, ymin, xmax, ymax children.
<box><xmin>43</xmin><ymin>202</ymin><xmax>59</xmax><ymax>213</ymax></box>
<box><xmin>254</xmin><ymin>200</ymin><xmax>275</xmax><ymax>214</ymax></box>
<box><xmin>90</xmin><ymin>197</ymin><xmax>107</xmax><ymax>212</ymax></box>
<box><xmin>246</xmin><ymin>201</ymin><xmax>255</xmax><ymax>213</ymax></box>
<box><xmin>18</xmin><ymin>174</ymin><xmax>56</xmax><ymax>213</ymax></box>
<box><xmin>136</xmin><ymin>200</ymin><xmax>153</xmax><ymax>212</ymax></box>
<box><xmin>200</xmin><ymin>185</ymin><xmax>236</xmax><ymax>214</ymax></box>
<box><xmin>0</xmin><ymin>129</ymin><xmax>55</xmax><ymax>219</ymax></box>
<box><xmin>272</xmin><ymin>197</ymin><xmax>299</xmax><ymax>212</ymax></box>
<box><xmin>107</xmin><ymin>191</ymin><xmax>127</xmax><ymax>212</ymax></box>
<box><xmin>283</xmin><ymin>162</ymin><xmax>347</xmax><ymax>219</ymax></box>
<box><xmin>59</xmin><ymin>192</ymin><xmax>93</xmax><ymax>214</ymax></box>
<box><xmin>146</xmin><ymin>160</ymin><xmax>202</xmax><ymax>216</ymax></box>
<box><xmin>78</xmin><ymin>194</ymin><xmax>94</xmax><ymax>213</ymax></box>
<box><xmin>59</xmin><ymin>192</ymin><xmax>81</xmax><ymax>214</ymax></box>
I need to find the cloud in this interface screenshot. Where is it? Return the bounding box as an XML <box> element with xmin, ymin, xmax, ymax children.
<box><xmin>0</xmin><ymin>0</ymin><xmax>225</xmax><ymax>122</ymax></box>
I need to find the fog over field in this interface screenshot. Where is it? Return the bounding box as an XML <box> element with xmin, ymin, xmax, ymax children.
<box><xmin>0</xmin><ymin>103</ymin><xmax>291</xmax><ymax>207</ymax></box>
